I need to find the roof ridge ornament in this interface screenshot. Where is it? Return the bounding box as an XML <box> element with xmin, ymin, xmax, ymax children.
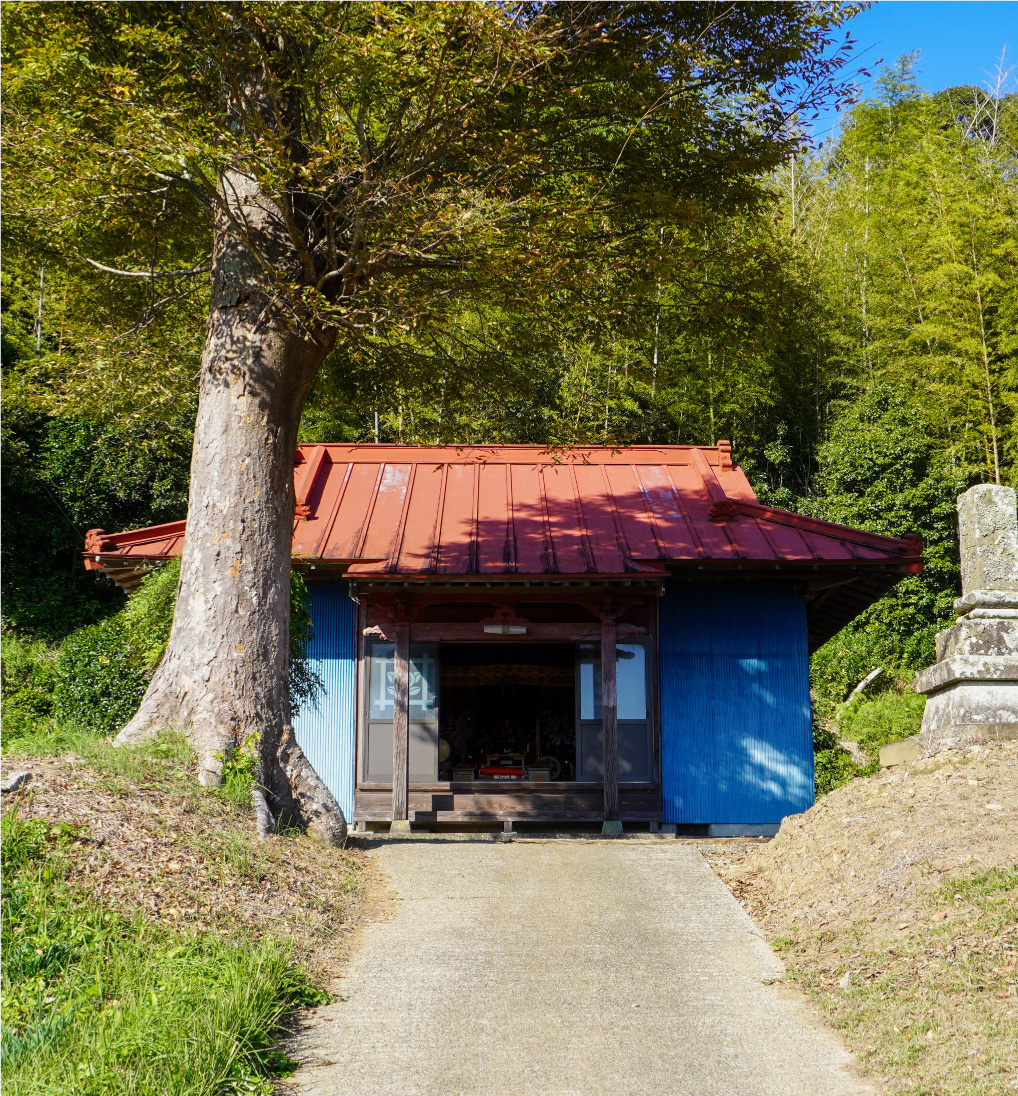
<box><xmin>691</xmin><ymin>448</ymin><xmax>736</xmax><ymax>522</ymax></box>
<box><xmin>294</xmin><ymin>445</ymin><xmax>330</xmax><ymax>521</ymax></box>
<box><xmin>84</xmin><ymin>528</ymin><xmax>112</xmax><ymax>553</ymax></box>
<box><xmin>708</xmin><ymin>499</ymin><xmax>739</xmax><ymax>523</ymax></box>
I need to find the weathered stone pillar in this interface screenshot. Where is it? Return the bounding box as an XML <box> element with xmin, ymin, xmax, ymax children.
<box><xmin>914</xmin><ymin>484</ymin><xmax>1018</xmax><ymax>745</ymax></box>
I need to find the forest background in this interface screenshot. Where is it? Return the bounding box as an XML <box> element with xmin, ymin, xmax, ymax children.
<box><xmin>3</xmin><ymin>56</ymin><xmax>1016</xmax><ymax>792</ymax></box>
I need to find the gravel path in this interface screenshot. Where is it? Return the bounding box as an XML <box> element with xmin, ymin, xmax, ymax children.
<box><xmin>289</xmin><ymin>840</ymin><xmax>875</xmax><ymax>1096</ymax></box>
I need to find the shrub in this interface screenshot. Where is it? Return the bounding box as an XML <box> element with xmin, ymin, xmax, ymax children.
<box><xmin>52</xmin><ymin>616</ymin><xmax>146</xmax><ymax>734</ymax></box>
<box><xmin>838</xmin><ymin>689</ymin><xmax>925</xmax><ymax>766</ymax></box>
<box><xmin>0</xmin><ymin>634</ymin><xmax>59</xmax><ymax>737</ymax></box>
<box><xmin>8</xmin><ymin>553</ymin><xmax>317</xmax><ymax>746</ymax></box>
<box><xmin>812</xmin><ymin>718</ymin><xmax>860</xmax><ymax>798</ymax></box>
<box><xmin>811</xmin><ymin>680</ymin><xmax>927</xmax><ymax>798</ymax></box>
<box><xmin>121</xmin><ymin>559</ymin><xmax>180</xmax><ymax>670</ymax></box>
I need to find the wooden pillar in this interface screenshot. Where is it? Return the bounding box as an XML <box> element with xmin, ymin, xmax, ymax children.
<box><xmin>391</xmin><ymin>622</ymin><xmax>410</xmax><ymax>829</ymax></box>
<box><xmin>601</xmin><ymin>616</ymin><xmax>619</xmax><ymax>825</ymax></box>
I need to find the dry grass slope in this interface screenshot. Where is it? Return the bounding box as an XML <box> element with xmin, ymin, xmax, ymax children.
<box><xmin>709</xmin><ymin>740</ymin><xmax>1018</xmax><ymax>1096</ymax></box>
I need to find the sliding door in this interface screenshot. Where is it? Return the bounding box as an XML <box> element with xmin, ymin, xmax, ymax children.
<box><xmin>576</xmin><ymin>640</ymin><xmax>652</xmax><ymax>782</ymax></box>
<box><xmin>361</xmin><ymin>641</ymin><xmax>439</xmax><ymax>782</ymax></box>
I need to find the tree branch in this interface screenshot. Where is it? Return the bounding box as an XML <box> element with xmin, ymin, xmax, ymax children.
<box><xmin>82</xmin><ymin>257</ymin><xmax>211</xmax><ymax>279</ymax></box>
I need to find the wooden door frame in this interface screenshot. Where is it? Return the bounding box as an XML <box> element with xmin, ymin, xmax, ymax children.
<box><xmin>352</xmin><ymin>590</ymin><xmax>661</xmax><ymax>825</ymax></box>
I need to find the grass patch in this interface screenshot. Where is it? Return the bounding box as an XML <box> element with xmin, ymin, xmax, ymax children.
<box><xmin>78</xmin><ymin>730</ymin><xmax>198</xmax><ymax>794</ymax></box>
<box><xmin>1</xmin><ymin>719</ymin><xmax>90</xmax><ymax>760</ymax></box>
<box><xmin>781</xmin><ymin>867</ymin><xmax>1018</xmax><ymax>1095</ymax></box>
<box><xmin>1</xmin><ymin>801</ymin><xmax>325</xmax><ymax>1096</ymax></box>
<box><xmin>4</xmin><ymin>717</ymin><xmax>203</xmax><ymax>806</ymax></box>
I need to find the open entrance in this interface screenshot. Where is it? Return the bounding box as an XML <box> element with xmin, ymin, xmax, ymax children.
<box><xmin>354</xmin><ymin>621</ymin><xmax>661</xmax><ymax>828</ymax></box>
<box><xmin>439</xmin><ymin>643</ymin><xmax>576</xmax><ymax>781</ymax></box>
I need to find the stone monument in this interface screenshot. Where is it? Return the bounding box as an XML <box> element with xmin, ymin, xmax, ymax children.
<box><xmin>914</xmin><ymin>484</ymin><xmax>1018</xmax><ymax>745</ymax></box>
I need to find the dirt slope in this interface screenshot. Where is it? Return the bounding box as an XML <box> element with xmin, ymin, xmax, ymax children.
<box><xmin>708</xmin><ymin>740</ymin><xmax>1018</xmax><ymax>1095</ymax></box>
<box><xmin>719</xmin><ymin>740</ymin><xmax>1017</xmax><ymax>940</ymax></box>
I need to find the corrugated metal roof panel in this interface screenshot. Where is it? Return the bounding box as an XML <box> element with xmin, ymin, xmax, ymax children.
<box><xmin>476</xmin><ymin>461</ymin><xmax>512</xmax><ymax>573</ymax></box>
<box><xmin>84</xmin><ymin>444</ymin><xmax>923</xmax><ymax>579</ymax></box>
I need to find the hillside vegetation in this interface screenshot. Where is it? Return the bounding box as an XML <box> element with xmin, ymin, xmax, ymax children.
<box><xmin>1</xmin><ymin>738</ymin><xmax>367</xmax><ymax>1095</ymax></box>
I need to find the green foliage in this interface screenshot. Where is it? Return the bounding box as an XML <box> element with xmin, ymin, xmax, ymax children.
<box><xmin>789</xmin><ymin>59</ymin><xmax>1017</xmax><ymax>487</ymax></box>
<box><xmin>216</xmin><ymin>734</ymin><xmax>259</xmax><ymax>810</ymax></box>
<box><xmin>7</xmin><ymin>562</ymin><xmax>320</xmax><ymax>746</ymax></box>
<box><xmin>0</xmin><ymin>635</ymin><xmax>59</xmax><ymax>739</ymax></box>
<box><xmin>807</xmin><ymin>386</ymin><xmax>966</xmax><ymax>721</ymax></box>
<box><xmin>1</xmin><ymin>1</ymin><xmax>861</xmax><ymax>340</ymax></box>
<box><xmin>121</xmin><ymin>559</ymin><xmax>180</xmax><ymax>671</ymax></box>
<box><xmin>813</xmin><ymin>753</ymin><xmax>859</xmax><ymax>800</ymax></box>
<box><xmin>51</xmin><ymin>617</ymin><xmax>146</xmax><ymax>735</ymax></box>
<box><xmin>0</xmin><ymin>405</ymin><xmax>193</xmax><ymax>641</ymax></box>
<box><xmin>0</xmin><ymin>803</ymin><xmax>319</xmax><ymax>1096</ymax></box>
<box><xmin>812</xmin><ymin>679</ymin><xmax>926</xmax><ymax>798</ymax></box>
<box><xmin>778</xmin><ymin>64</ymin><xmax>1016</xmax><ymax>772</ymax></box>
<box><xmin>838</xmin><ymin>690</ymin><xmax>926</xmax><ymax>765</ymax></box>
<box><xmin>289</xmin><ymin>570</ymin><xmax>322</xmax><ymax>717</ymax></box>
<box><xmin>1</xmin><ymin>0</ymin><xmax>863</xmax><ymax>480</ymax></box>
<box><xmin>812</xmin><ymin>720</ymin><xmax>860</xmax><ymax>798</ymax></box>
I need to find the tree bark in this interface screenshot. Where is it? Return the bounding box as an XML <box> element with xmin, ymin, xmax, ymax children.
<box><xmin>116</xmin><ymin>162</ymin><xmax>347</xmax><ymax>843</ymax></box>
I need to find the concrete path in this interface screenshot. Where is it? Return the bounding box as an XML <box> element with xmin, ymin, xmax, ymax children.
<box><xmin>289</xmin><ymin>841</ymin><xmax>874</xmax><ymax>1096</ymax></box>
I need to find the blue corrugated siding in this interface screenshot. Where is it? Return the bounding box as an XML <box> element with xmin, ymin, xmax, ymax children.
<box><xmin>293</xmin><ymin>582</ymin><xmax>357</xmax><ymax>822</ymax></box>
<box><xmin>659</xmin><ymin>581</ymin><xmax>813</xmax><ymax>825</ymax></box>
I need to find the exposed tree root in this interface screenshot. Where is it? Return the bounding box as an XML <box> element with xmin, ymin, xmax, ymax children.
<box><xmin>115</xmin><ymin>688</ymin><xmax>346</xmax><ymax>844</ymax></box>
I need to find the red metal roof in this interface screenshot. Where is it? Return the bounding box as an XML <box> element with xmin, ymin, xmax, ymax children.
<box><xmin>84</xmin><ymin>443</ymin><xmax>923</xmax><ymax>579</ymax></box>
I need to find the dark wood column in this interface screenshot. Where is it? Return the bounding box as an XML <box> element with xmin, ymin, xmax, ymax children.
<box><xmin>391</xmin><ymin>621</ymin><xmax>410</xmax><ymax>829</ymax></box>
<box><xmin>601</xmin><ymin>615</ymin><xmax>619</xmax><ymax>825</ymax></box>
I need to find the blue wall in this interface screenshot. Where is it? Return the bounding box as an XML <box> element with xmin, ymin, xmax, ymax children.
<box><xmin>293</xmin><ymin>581</ymin><xmax>357</xmax><ymax>822</ymax></box>
<box><xmin>659</xmin><ymin>581</ymin><xmax>813</xmax><ymax>825</ymax></box>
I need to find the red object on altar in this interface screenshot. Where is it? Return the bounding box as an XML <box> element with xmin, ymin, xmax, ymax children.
<box><xmin>478</xmin><ymin>766</ymin><xmax>524</xmax><ymax>779</ymax></box>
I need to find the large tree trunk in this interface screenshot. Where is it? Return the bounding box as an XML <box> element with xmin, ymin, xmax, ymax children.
<box><xmin>116</xmin><ymin>163</ymin><xmax>346</xmax><ymax>843</ymax></box>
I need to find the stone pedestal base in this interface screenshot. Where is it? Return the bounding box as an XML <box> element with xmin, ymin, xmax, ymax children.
<box><xmin>918</xmin><ymin>680</ymin><xmax>1018</xmax><ymax>742</ymax></box>
<box><xmin>914</xmin><ymin>590</ymin><xmax>1018</xmax><ymax>746</ymax></box>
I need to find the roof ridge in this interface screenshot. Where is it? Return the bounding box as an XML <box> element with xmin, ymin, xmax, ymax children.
<box><xmin>728</xmin><ymin>499</ymin><xmax>920</xmax><ymax>552</ymax></box>
<box><xmin>295</xmin><ymin>443</ymin><xmax>731</xmax><ymax>453</ymax></box>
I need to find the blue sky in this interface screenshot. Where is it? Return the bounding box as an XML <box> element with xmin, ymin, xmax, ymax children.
<box><xmin>812</xmin><ymin>1</ymin><xmax>1018</xmax><ymax>142</ymax></box>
